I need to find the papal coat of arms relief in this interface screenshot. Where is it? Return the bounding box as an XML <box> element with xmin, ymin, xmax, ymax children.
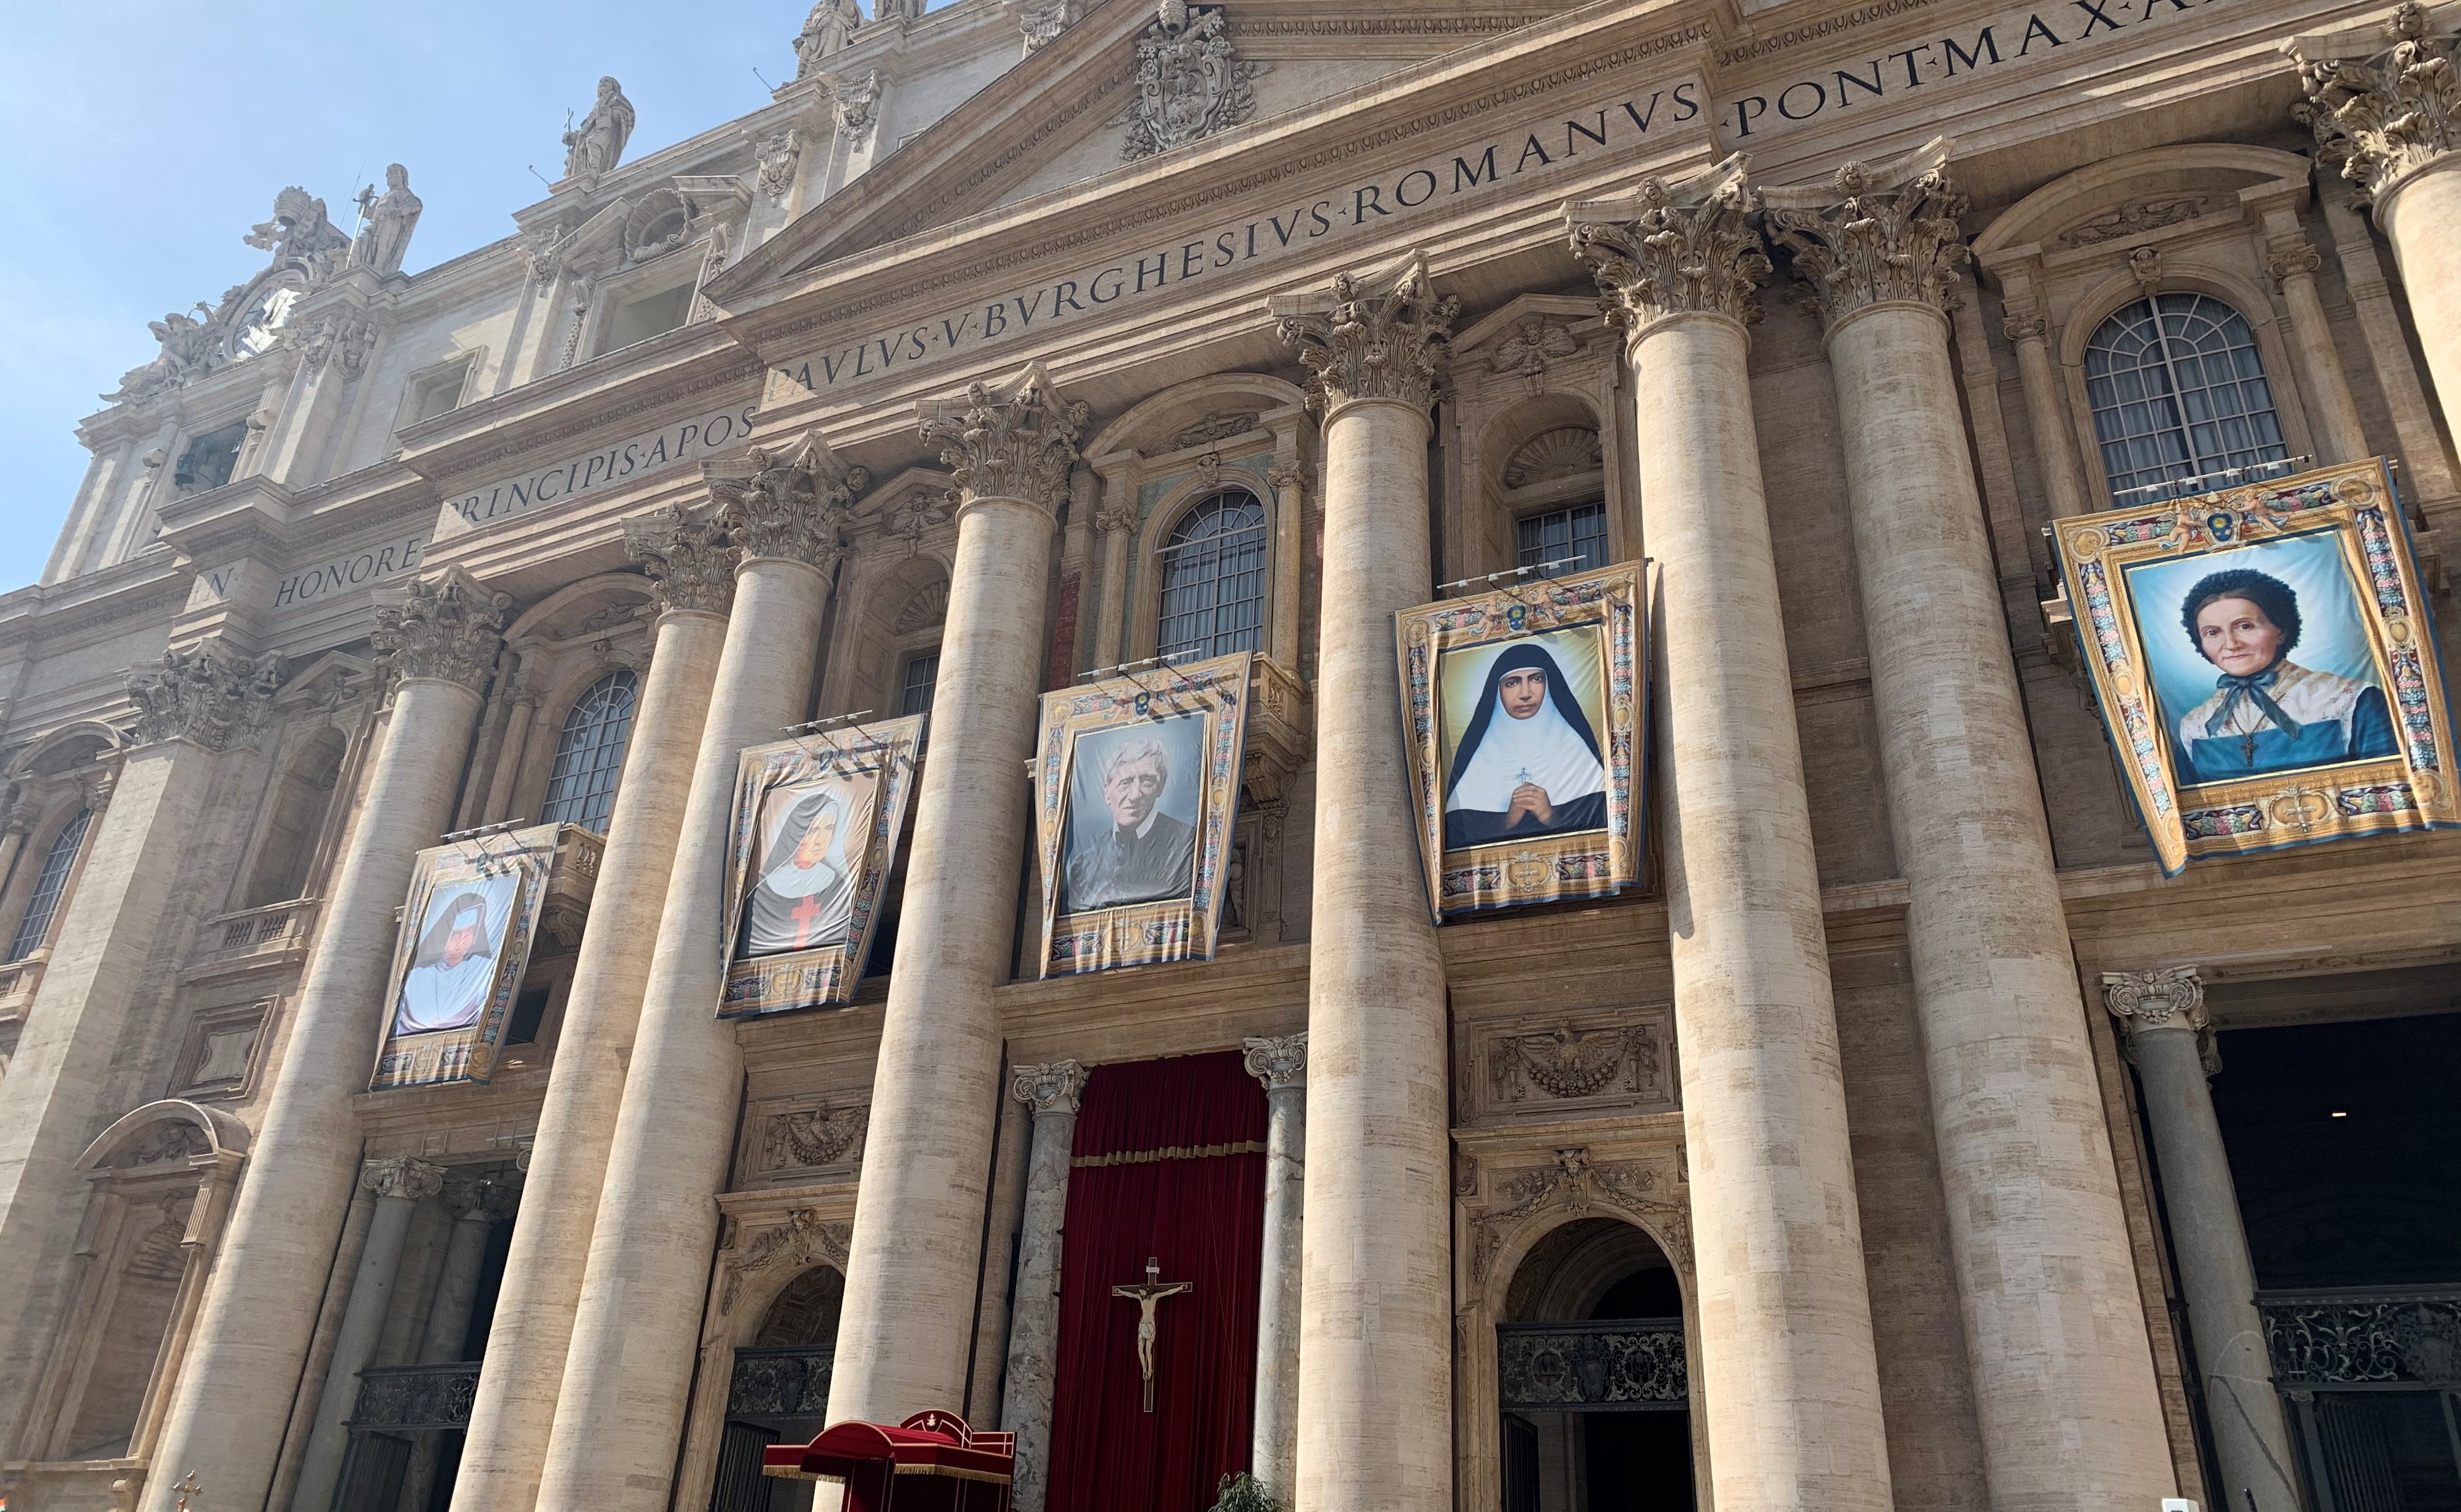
<box><xmin>1115</xmin><ymin>0</ymin><xmax>1269</xmax><ymax>161</ymax></box>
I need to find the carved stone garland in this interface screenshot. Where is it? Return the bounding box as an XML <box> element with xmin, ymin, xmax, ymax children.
<box><xmin>721</xmin><ymin>1209</ymin><xmax>853</xmax><ymax>1314</ymax></box>
<box><xmin>2291</xmin><ymin>1</ymin><xmax>2461</xmax><ymax>199</ymax></box>
<box><xmin>1568</xmin><ymin>163</ymin><xmax>1770</xmax><ymax>331</ymax></box>
<box><xmin>918</xmin><ymin>369</ymin><xmax>1089</xmax><ymax>513</ymax></box>
<box><xmin>625</xmin><ymin>503</ymin><xmax>742</xmax><ymax>615</ymax></box>
<box><xmin>710</xmin><ymin>429</ymin><xmax>870</xmax><ymax>571</ymax></box>
<box><xmin>372</xmin><ymin>574</ymin><xmax>511</xmax><ymax>693</ymax></box>
<box><xmin>124</xmin><ymin>646</ymin><xmax>285</xmax><ymax>751</ymax></box>
<box><xmin>1272</xmin><ymin>259</ymin><xmax>1459</xmax><ymax>416</ymax></box>
<box><xmin>1763</xmin><ymin>154</ymin><xmax>1972</xmax><ymax>324</ymax></box>
<box><xmin>1114</xmin><ymin>1</ymin><xmax>1268</xmax><ymax>162</ymax></box>
<box><xmin>761</xmin><ymin>1101</ymin><xmax>870</xmax><ymax>1172</ymax></box>
<box><xmin>1469</xmin><ymin>1146</ymin><xmax>1689</xmax><ymax>1282</ymax></box>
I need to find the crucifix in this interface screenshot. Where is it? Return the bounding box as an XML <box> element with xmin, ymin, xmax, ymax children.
<box><xmin>1111</xmin><ymin>1256</ymin><xmax>1195</xmax><ymax>1412</ymax></box>
<box><xmin>170</xmin><ymin>1472</ymin><xmax>203</xmax><ymax>1511</ymax></box>
<box><xmin>788</xmin><ymin>891</ymin><xmax>826</xmax><ymax>946</ymax></box>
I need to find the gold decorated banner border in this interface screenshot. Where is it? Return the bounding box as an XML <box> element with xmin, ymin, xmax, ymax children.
<box><xmin>717</xmin><ymin>713</ymin><xmax>927</xmax><ymax>1019</ymax></box>
<box><xmin>370</xmin><ymin>824</ymin><xmax>561</xmax><ymax>1092</ymax></box>
<box><xmin>2050</xmin><ymin>458</ymin><xmax>2456</xmax><ymax>875</ymax></box>
<box><xmin>1032</xmin><ymin>652</ymin><xmax>1252</xmax><ymax>979</ymax></box>
<box><xmin>1394</xmin><ymin>561</ymin><xmax>1646</xmax><ymax>921</ymax></box>
<box><xmin>1070</xmin><ymin>1141</ymin><xmax>1266</xmax><ymax>1169</ymax></box>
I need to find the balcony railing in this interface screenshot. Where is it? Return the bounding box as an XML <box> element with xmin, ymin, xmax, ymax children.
<box><xmin>0</xmin><ymin>949</ymin><xmax>47</xmax><ymax>1022</ymax></box>
<box><xmin>348</xmin><ymin>1361</ymin><xmax>481</xmax><ymax>1432</ymax></box>
<box><xmin>2257</xmin><ymin>1285</ymin><xmax>2461</xmax><ymax>1391</ymax></box>
<box><xmin>189</xmin><ymin>897</ymin><xmax>319</xmax><ymax>976</ymax></box>
<box><xmin>726</xmin><ymin>1345</ymin><xmax>834</xmax><ymax>1422</ymax></box>
<box><xmin>1496</xmin><ymin>1320</ymin><xmax>1688</xmax><ymax>1412</ymax></box>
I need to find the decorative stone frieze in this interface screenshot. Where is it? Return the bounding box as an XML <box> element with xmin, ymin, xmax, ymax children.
<box><xmin>709</xmin><ymin>429</ymin><xmax>869</xmax><ymax>571</ymax></box>
<box><xmin>123</xmin><ymin>646</ymin><xmax>284</xmax><ymax>751</ymax></box>
<box><xmin>624</xmin><ymin>504</ymin><xmax>740</xmax><ymax>615</ymax></box>
<box><xmin>1567</xmin><ymin>154</ymin><xmax>1769</xmax><ymax>332</ymax></box>
<box><xmin>1010</xmin><ymin>1058</ymin><xmax>1090</xmax><ymax>1115</ymax></box>
<box><xmin>1269</xmin><ymin>251</ymin><xmax>1459</xmax><ymax>416</ymax></box>
<box><xmin>1467</xmin><ymin>1147</ymin><xmax>1689</xmax><ymax>1281</ymax></box>
<box><xmin>1488</xmin><ymin>316</ymin><xmax>1581</xmax><ymax>394</ymax></box>
<box><xmin>1489</xmin><ymin>1025</ymin><xmax>1658</xmax><ymax>1104</ymax></box>
<box><xmin>918</xmin><ymin>364</ymin><xmax>1089</xmax><ymax>512</ymax></box>
<box><xmin>720</xmin><ymin>1209</ymin><xmax>852</xmax><ymax>1313</ymax></box>
<box><xmin>1114</xmin><ymin>1</ymin><xmax>1268</xmax><ymax>162</ymax></box>
<box><xmin>373</xmin><ymin>573</ymin><xmax>509</xmax><ymax>692</ymax></box>
<box><xmin>1763</xmin><ymin>139</ymin><xmax>1971</xmax><ymax>326</ymax></box>
<box><xmin>1242</xmin><ymin>1032</ymin><xmax>1307</xmax><ymax>1090</ymax></box>
<box><xmin>292</xmin><ymin>311</ymin><xmax>380</xmax><ymax>379</ymax></box>
<box><xmin>2289</xmin><ymin>2</ymin><xmax>2461</xmax><ymax>199</ymax></box>
<box><xmin>755</xmin><ymin>129</ymin><xmax>801</xmax><ymax>207</ymax></box>
<box><xmin>362</xmin><ymin>1155</ymin><xmax>447</xmax><ymax>1202</ymax></box>
<box><xmin>760</xmin><ymin>1100</ymin><xmax>870</xmax><ymax>1172</ymax></box>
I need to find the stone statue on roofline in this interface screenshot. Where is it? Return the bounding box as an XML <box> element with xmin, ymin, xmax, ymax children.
<box><xmin>563</xmin><ymin>76</ymin><xmax>636</xmax><ymax>181</ymax></box>
<box><xmin>350</xmin><ymin>164</ymin><xmax>424</xmax><ymax>276</ymax></box>
<box><xmin>796</xmin><ymin>0</ymin><xmax>863</xmax><ymax>77</ymax></box>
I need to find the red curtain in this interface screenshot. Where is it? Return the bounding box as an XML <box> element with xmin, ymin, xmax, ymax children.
<box><xmin>1041</xmin><ymin>1051</ymin><xmax>1266</xmax><ymax>1512</ymax></box>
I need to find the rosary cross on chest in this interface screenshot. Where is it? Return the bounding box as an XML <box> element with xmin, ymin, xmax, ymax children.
<box><xmin>1111</xmin><ymin>1256</ymin><xmax>1195</xmax><ymax>1412</ymax></box>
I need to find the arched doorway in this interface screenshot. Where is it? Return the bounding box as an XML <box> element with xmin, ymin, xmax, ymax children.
<box><xmin>710</xmin><ymin>1263</ymin><xmax>843</xmax><ymax>1512</ymax></box>
<box><xmin>1499</xmin><ymin>1218</ymin><xmax>1693</xmax><ymax>1512</ymax></box>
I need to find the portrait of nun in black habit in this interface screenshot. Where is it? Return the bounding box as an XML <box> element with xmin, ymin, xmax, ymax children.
<box><xmin>740</xmin><ymin>784</ymin><xmax>859</xmax><ymax>957</ymax></box>
<box><xmin>1443</xmin><ymin>641</ymin><xmax>1608</xmax><ymax>848</ymax></box>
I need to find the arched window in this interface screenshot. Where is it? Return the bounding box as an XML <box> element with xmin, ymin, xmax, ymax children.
<box><xmin>539</xmin><ymin>669</ymin><xmax>639</xmax><ymax>833</ymax></box>
<box><xmin>10</xmin><ymin>809</ymin><xmax>92</xmax><ymax>961</ymax></box>
<box><xmin>2085</xmin><ymin>293</ymin><xmax>2289</xmax><ymax>506</ymax></box>
<box><xmin>1156</xmin><ymin>489</ymin><xmax>1267</xmax><ymax>663</ymax></box>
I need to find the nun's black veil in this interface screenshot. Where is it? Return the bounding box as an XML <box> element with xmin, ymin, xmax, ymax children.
<box><xmin>1443</xmin><ymin>642</ymin><xmax>1603</xmax><ymax>799</ymax></box>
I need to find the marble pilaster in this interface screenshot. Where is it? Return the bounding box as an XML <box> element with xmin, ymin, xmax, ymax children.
<box><xmin>1764</xmin><ymin>141</ymin><xmax>2173</xmax><ymax>1510</ymax></box>
<box><xmin>531</xmin><ymin>439</ymin><xmax>861</xmax><ymax>1512</ymax></box>
<box><xmin>999</xmin><ymin>1060</ymin><xmax>1089</xmax><ymax>1512</ymax></box>
<box><xmin>1269</xmin><ymin>253</ymin><xmax>1456</xmax><ymax>1512</ymax></box>
<box><xmin>2265</xmin><ymin>234</ymin><xmax>2373</xmax><ymax>463</ymax></box>
<box><xmin>289</xmin><ymin>1157</ymin><xmax>446</xmax><ymax>1512</ymax></box>
<box><xmin>1242</xmin><ymin>1032</ymin><xmax>1306</xmax><ymax>1505</ymax></box>
<box><xmin>2103</xmin><ymin>970</ymin><xmax>2302</xmax><ymax>1512</ymax></box>
<box><xmin>147</xmin><ymin>574</ymin><xmax>506</xmax><ymax>1512</ymax></box>
<box><xmin>451</xmin><ymin>505</ymin><xmax>738</xmax><ymax>1512</ymax></box>
<box><xmin>2001</xmin><ymin>306</ymin><xmax>2097</xmax><ymax>515</ymax></box>
<box><xmin>1092</xmin><ymin>479</ymin><xmax>1137</xmax><ymax>668</ymax></box>
<box><xmin>405</xmin><ymin>1176</ymin><xmax>521</xmax><ymax>1512</ymax></box>
<box><xmin>1568</xmin><ymin>158</ymin><xmax>1894</xmax><ymax>1512</ymax></box>
<box><xmin>826</xmin><ymin>366</ymin><xmax>1084</xmax><ymax>1430</ymax></box>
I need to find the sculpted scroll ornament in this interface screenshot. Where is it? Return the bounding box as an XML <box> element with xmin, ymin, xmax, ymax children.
<box><xmin>756</xmin><ymin>129</ymin><xmax>801</xmax><ymax>207</ymax></box>
<box><xmin>1469</xmin><ymin>1147</ymin><xmax>1688</xmax><ymax>1280</ymax></box>
<box><xmin>720</xmin><ymin>1209</ymin><xmax>852</xmax><ymax>1313</ymax></box>
<box><xmin>1011</xmin><ymin>1058</ymin><xmax>1090</xmax><ymax>1116</ymax></box>
<box><xmin>1242</xmin><ymin>1032</ymin><xmax>1307</xmax><ymax>1091</ymax></box>
<box><xmin>362</xmin><ymin>1156</ymin><xmax>447</xmax><ymax>1202</ymax></box>
<box><xmin>1114</xmin><ymin>1</ymin><xmax>1268</xmax><ymax>162</ymax></box>
<box><xmin>124</xmin><ymin>647</ymin><xmax>284</xmax><ymax>751</ymax></box>
<box><xmin>2102</xmin><ymin>965</ymin><xmax>2216</xmax><ymax>1073</ymax></box>
<box><xmin>1763</xmin><ymin>145</ymin><xmax>1971</xmax><ymax>323</ymax></box>
<box><xmin>1567</xmin><ymin>157</ymin><xmax>1770</xmax><ymax>331</ymax></box>
<box><xmin>710</xmin><ymin>430</ymin><xmax>869</xmax><ymax>570</ymax></box>
<box><xmin>919</xmin><ymin>367</ymin><xmax>1089</xmax><ymax>512</ymax></box>
<box><xmin>625</xmin><ymin>503</ymin><xmax>740</xmax><ymax>615</ymax></box>
<box><xmin>373</xmin><ymin>573</ymin><xmax>511</xmax><ymax>693</ymax></box>
<box><xmin>2290</xmin><ymin>2</ymin><xmax>2461</xmax><ymax>199</ymax></box>
<box><xmin>1271</xmin><ymin>254</ymin><xmax>1459</xmax><ymax>416</ymax></box>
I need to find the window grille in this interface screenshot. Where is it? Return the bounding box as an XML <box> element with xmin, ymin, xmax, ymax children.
<box><xmin>1515</xmin><ymin>502</ymin><xmax>1609</xmax><ymax>579</ymax></box>
<box><xmin>2085</xmin><ymin>294</ymin><xmax>2289</xmax><ymax>506</ymax></box>
<box><xmin>539</xmin><ymin>669</ymin><xmax>639</xmax><ymax>833</ymax></box>
<box><xmin>900</xmin><ymin>652</ymin><xmax>940</xmax><ymax>716</ymax></box>
<box><xmin>9</xmin><ymin>808</ymin><xmax>91</xmax><ymax>960</ymax></box>
<box><xmin>1156</xmin><ymin>490</ymin><xmax>1268</xmax><ymax>662</ymax></box>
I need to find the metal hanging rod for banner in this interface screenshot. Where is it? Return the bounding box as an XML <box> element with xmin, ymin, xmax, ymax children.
<box><xmin>1082</xmin><ymin>650</ymin><xmax>1219</xmax><ymax>713</ymax></box>
<box><xmin>2110</xmin><ymin>454</ymin><xmax>2316</xmax><ymax>506</ymax></box>
<box><xmin>439</xmin><ymin>818</ymin><xmax>526</xmax><ymax>845</ymax></box>
<box><xmin>781</xmin><ymin>711</ymin><xmax>873</xmax><ymax>735</ymax></box>
<box><xmin>1439</xmin><ymin>558</ymin><xmax>1583</xmax><ymax>597</ymax></box>
<box><xmin>783</xmin><ymin>710</ymin><xmax>889</xmax><ymax>764</ymax></box>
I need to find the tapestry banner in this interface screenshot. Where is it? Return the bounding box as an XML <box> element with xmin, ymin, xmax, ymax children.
<box><xmin>2050</xmin><ymin>458</ymin><xmax>2457</xmax><ymax>874</ymax></box>
<box><xmin>1395</xmin><ymin>561</ymin><xmax>1646</xmax><ymax>919</ymax></box>
<box><xmin>718</xmin><ymin>713</ymin><xmax>927</xmax><ymax>1018</ymax></box>
<box><xmin>1032</xmin><ymin>652</ymin><xmax>1250</xmax><ymax>978</ymax></box>
<box><xmin>370</xmin><ymin>822</ymin><xmax>568</xmax><ymax>1091</ymax></box>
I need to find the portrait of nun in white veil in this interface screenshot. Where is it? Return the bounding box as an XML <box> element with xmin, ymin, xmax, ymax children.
<box><xmin>740</xmin><ymin>783</ymin><xmax>861</xmax><ymax>957</ymax></box>
<box><xmin>1443</xmin><ymin>640</ymin><xmax>1608</xmax><ymax>848</ymax></box>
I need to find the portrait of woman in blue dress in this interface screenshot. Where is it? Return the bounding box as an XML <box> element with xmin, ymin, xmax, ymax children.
<box><xmin>1442</xmin><ymin>642</ymin><xmax>1608</xmax><ymax>848</ymax></box>
<box><xmin>2170</xmin><ymin>567</ymin><xmax>2397</xmax><ymax>785</ymax></box>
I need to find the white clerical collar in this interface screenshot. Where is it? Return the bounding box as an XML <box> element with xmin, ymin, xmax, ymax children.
<box><xmin>1117</xmin><ymin>808</ymin><xmax>1160</xmax><ymax>841</ymax></box>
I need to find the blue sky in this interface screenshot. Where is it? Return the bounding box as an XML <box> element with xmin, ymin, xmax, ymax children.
<box><xmin>0</xmin><ymin>0</ymin><xmax>894</xmax><ymax>591</ymax></box>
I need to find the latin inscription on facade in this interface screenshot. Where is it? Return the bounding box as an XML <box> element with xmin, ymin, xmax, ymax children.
<box><xmin>445</xmin><ymin>401</ymin><xmax>761</xmax><ymax>532</ymax></box>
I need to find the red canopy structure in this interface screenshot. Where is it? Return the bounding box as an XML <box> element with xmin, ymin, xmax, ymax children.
<box><xmin>762</xmin><ymin>1410</ymin><xmax>1016</xmax><ymax>1511</ymax></box>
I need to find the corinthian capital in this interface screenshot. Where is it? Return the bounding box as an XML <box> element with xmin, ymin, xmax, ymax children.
<box><xmin>123</xmin><ymin>645</ymin><xmax>285</xmax><ymax>751</ymax></box>
<box><xmin>1269</xmin><ymin>251</ymin><xmax>1458</xmax><ymax>417</ymax></box>
<box><xmin>373</xmin><ymin>570</ymin><xmax>509</xmax><ymax>693</ymax></box>
<box><xmin>362</xmin><ymin>1155</ymin><xmax>447</xmax><ymax>1201</ymax></box>
<box><xmin>918</xmin><ymin>363</ymin><xmax>1089</xmax><ymax>514</ymax></box>
<box><xmin>1763</xmin><ymin>137</ymin><xmax>1971</xmax><ymax>327</ymax></box>
<box><xmin>1567</xmin><ymin>154</ymin><xmax>1770</xmax><ymax>332</ymax></box>
<box><xmin>1011</xmin><ymin>1058</ymin><xmax>1090</xmax><ymax>1117</ymax></box>
<box><xmin>624</xmin><ymin>503</ymin><xmax>740</xmax><ymax>615</ymax></box>
<box><xmin>2288</xmin><ymin>2</ymin><xmax>2461</xmax><ymax>200</ymax></box>
<box><xmin>1243</xmin><ymin>1032</ymin><xmax>1307</xmax><ymax>1092</ymax></box>
<box><xmin>707</xmin><ymin>429</ymin><xmax>869</xmax><ymax>571</ymax></box>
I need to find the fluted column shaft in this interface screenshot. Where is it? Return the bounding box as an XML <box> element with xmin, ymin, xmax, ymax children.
<box><xmin>291</xmin><ymin>1158</ymin><xmax>445</xmax><ymax>1512</ymax></box>
<box><xmin>453</xmin><ymin>510</ymin><xmax>737</xmax><ymax>1512</ymax></box>
<box><xmin>2104</xmin><ymin>970</ymin><xmax>2301</xmax><ymax>1512</ymax></box>
<box><xmin>1244</xmin><ymin>1033</ymin><xmax>1307</xmax><ymax>1505</ymax></box>
<box><xmin>999</xmin><ymin>1062</ymin><xmax>1088</xmax><ymax>1512</ymax></box>
<box><xmin>1570</xmin><ymin>162</ymin><xmax>1893</xmax><ymax>1512</ymax></box>
<box><xmin>148</xmin><ymin>579</ymin><xmax>504</xmax><ymax>1512</ymax></box>
<box><xmin>1271</xmin><ymin>256</ymin><xmax>1455</xmax><ymax>1512</ymax></box>
<box><xmin>532</xmin><ymin>553</ymin><xmax>835</xmax><ymax>1511</ymax></box>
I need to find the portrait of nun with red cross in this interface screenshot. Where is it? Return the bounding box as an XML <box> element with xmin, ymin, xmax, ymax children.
<box><xmin>738</xmin><ymin>772</ymin><xmax>878</xmax><ymax>959</ymax></box>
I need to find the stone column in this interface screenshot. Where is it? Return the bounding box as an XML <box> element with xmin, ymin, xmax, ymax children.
<box><xmin>531</xmin><ymin>437</ymin><xmax>863</xmax><ymax>1512</ymax></box>
<box><xmin>2292</xmin><ymin>5</ymin><xmax>2461</xmax><ymax>446</ymax></box>
<box><xmin>1764</xmin><ymin>143</ymin><xmax>2174</xmax><ymax>1510</ymax></box>
<box><xmin>999</xmin><ymin>1060</ymin><xmax>1089</xmax><ymax>1512</ymax></box>
<box><xmin>145</xmin><ymin>573</ymin><xmax>508</xmax><ymax>1512</ymax></box>
<box><xmin>826</xmin><ymin>366</ymin><xmax>1086</xmax><ymax>1429</ymax></box>
<box><xmin>403</xmin><ymin>1176</ymin><xmax>521</xmax><ymax>1512</ymax></box>
<box><xmin>1242</xmin><ymin>1032</ymin><xmax>1306</xmax><ymax>1505</ymax></box>
<box><xmin>1567</xmin><ymin>159</ymin><xmax>1895</xmax><ymax>1512</ymax></box>
<box><xmin>2104</xmin><ymin>969</ymin><xmax>2303</xmax><ymax>1512</ymax></box>
<box><xmin>1266</xmin><ymin>462</ymin><xmax>1306</xmax><ymax>671</ymax></box>
<box><xmin>290</xmin><ymin>1157</ymin><xmax>446</xmax><ymax>1512</ymax></box>
<box><xmin>1267</xmin><ymin>253</ymin><xmax>1456</xmax><ymax>1512</ymax></box>
<box><xmin>2002</xmin><ymin>305</ymin><xmax>2097</xmax><ymax>516</ymax></box>
<box><xmin>0</xmin><ymin>648</ymin><xmax>278</xmax><ymax>1446</ymax></box>
<box><xmin>2320</xmin><ymin>181</ymin><xmax>2461</xmax><ymax>514</ymax></box>
<box><xmin>2265</xmin><ymin>234</ymin><xmax>2373</xmax><ymax>464</ymax></box>
<box><xmin>451</xmin><ymin>506</ymin><xmax>739</xmax><ymax>1512</ymax></box>
<box><xmin>1091</xmin><ymin>479</ymin><xmax>1137</xmax><ymax>669</ymax></box>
